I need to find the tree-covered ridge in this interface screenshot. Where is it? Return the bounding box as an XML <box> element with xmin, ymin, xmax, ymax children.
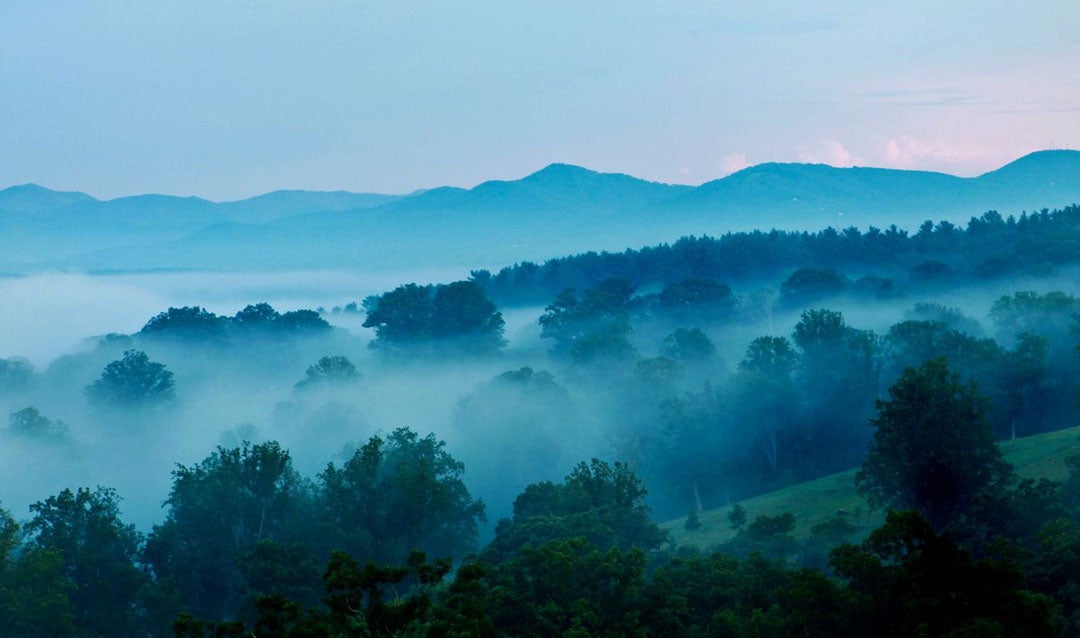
<box><xmin>473</xmin><ymin>204</ymin><xmax>1080</xmax><ymax>304</ymax></box>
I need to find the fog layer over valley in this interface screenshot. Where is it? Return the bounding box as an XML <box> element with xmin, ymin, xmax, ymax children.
<box><xmin>5</xmin><ymin>248</ymin><xmax>1080</xmax><ymax>532</ymax></box>
<box><xmin>4</xmin><ymin>196</ymin><xmax>1080</xmax><ymax>635</ymax></box>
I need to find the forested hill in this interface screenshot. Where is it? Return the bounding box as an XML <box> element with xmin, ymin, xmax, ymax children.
<box><xmin>475</xmin><ymin>202</ymin><xmax>1080</xmax><ymax>305</ymax></box>
<box><xmin>0</xmin><ymin>150</ymin><xmax>1077</xmax><ymax>273</ymax></box>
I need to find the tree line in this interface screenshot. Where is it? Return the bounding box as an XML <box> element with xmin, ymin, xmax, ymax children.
<box><xmin>3</xmin><ymin>358</ymin><xmax>1080</xmax><ymax>636</ymax></box>
<box><xmin>469</xmin><ymin>204</ymin><xmax>1080</xmax><ymax>304</ymax></box>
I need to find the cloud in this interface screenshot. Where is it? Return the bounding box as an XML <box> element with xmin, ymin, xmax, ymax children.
<box><xmin>863</xmin><ymin>87</ymin><xmax>974</xmax><ymax>108</ymax></box>
<box><xmin>719</xmin><ymin>152</ymin><xmax>751</xmax><ymax>175</ymax></box>
<box><xmin>797</xmin><ymin>139</ymin><xmax>855</xmax><ymax>166</ymax></box>
<box><xmin>879</xmin><ymin>136</ymin><xmax>989</xmax><ymax>170</ymax></box>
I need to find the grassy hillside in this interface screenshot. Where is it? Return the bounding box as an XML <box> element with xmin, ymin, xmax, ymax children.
<box><xmin>663</xmin><ymin>425</ymin><xmax>1080</xmax><ymax>550</ymax></box>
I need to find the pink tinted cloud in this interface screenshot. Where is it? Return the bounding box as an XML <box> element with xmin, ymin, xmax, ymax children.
<box><xmin>719</xmin><ymin>152</ymin><xmax>751</xmax><ymax>175</ymax></box>
<box><xmin>878</xmin><ymin>136</ymin><xmax>1005</xmax><ymax>173</ymax></box>
<box><xmin>797</xmin><ymin>139</ymin><xmax>856</xmax><ymax>166</ymax></box>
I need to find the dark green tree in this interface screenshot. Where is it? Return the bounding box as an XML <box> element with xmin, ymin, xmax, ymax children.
<box><xmin>363</xmin><ymin>281</ymin><xmax>504</xmax><ymax>353</ymax></box>
<box><xmin>731</xmin><ymin>336</ymin><xmax>800</xmax><ymax>475</ymax></box>
<box><xmin>362</xmin><ymin>283</ymin><xmax>434</xmax><ymax>342</ymax></box>
<box><xmin>429</xmin><ymin>280</ymin><xmax>506</xmax><ymax>352</ymax></box>
<box><xmin>0</xmin><ymin>505</ymin><xmax>76</xmax><ymax>637</ymax></box>
<box><xmin>485</xmin><ymin>538</ymin><xmax>647</xmax><ymax>637</ymax></box>
<box><xmin>25</xmin><ymin>487</ymin><xmax>146</xmax><ymax>637</ymax></box>
<box><xmin>483</xmin><ymin>459</ymin><xmax>666</xmax><ymax>563</ymax></box>
<box><xmin>144</xmin><ymin>441</ymin><xmax>310</xmax><ymax>623</ymax></box>
<box><xmin>855</xmin><ymin>358</ymin><xmax>1013</xmax><ymax>530</ymax></box>
<box><xmin>792</xmin><ymin>309</ymin><xmax>880</xmax><ymax>475</ymax></box>
<box><xmin>830</xmin><ymin>510</ymin><xmax>1059</xmax><ymax>637</ymax></box>
<box><xmin>319</xmin><ymin>428</ymin><xmax>485</xmax><ymax>565</ymax></box>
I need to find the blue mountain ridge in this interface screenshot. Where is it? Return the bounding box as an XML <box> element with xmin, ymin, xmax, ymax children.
<box><xmin>2</xmin><ymin>150</ymin><xmax>1077</xmax><ymax>273</ymax></box>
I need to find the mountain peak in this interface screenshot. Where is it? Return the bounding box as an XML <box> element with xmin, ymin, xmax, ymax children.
<box><xmin>977</xmin><ymin>149</ymin><xmax>1080</xmax><ymax>184</ymax></box>
<box><xmin>0</xmin><ymin>183</ymin><xmax>97</xmax><ymax>214</ymax></box>
<box><xmin>522</xmin><ymin>163</ymin><xmax>598</xmax><ymax>182</ymax></box>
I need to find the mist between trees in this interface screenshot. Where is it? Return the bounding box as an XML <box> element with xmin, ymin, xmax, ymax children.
<box><xmin>3</xmin><ymin>205</ymin><xmax>1080</xmax><ymax>634</ymax></box>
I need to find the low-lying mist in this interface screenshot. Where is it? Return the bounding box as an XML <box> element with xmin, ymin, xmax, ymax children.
<box><xmin>3</xmin><ymin>264</ymin><xmax>1080</xmax><ymax>536</ymax></box>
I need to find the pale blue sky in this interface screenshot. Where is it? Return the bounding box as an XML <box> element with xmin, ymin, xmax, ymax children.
<box><xmin>2</xmin><ymin>1</ymin><xmax>1077</xmax><ymax>199</ymax></box>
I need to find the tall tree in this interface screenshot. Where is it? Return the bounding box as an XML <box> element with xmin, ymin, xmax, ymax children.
<box><xmin>144</xmin><ymin>441</ymin><xmax>310</xmax><ymax>623</ymax></box>
<box><xmin>319</xmin><ymin>428</ymin><xmax>485</xmax><ymax>565</ymax></box>
<box><xmin>855</xmin><ymin>358</ymin><xmax>1013</xmax><ymax>530</ymax></box>
<box><xmin>25</xmin><ymin>487</ymin><xmax>146</xmax><ymax>637</ymax></box>
<box><xmin>793</xmin><ymin>309</ymin><xmax>880</xmax><ymax>475</ymax></box>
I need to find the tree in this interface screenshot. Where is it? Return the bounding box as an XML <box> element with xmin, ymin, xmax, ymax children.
<box><xmin>649</xmin><ymin>384</ymin><xmax>743</xmax><ymax>515</ymax></box>
<box><xmin>830</xmin><ymin>510</ymin><xmax>1059</xmax><ymax>638</ymax></box>
<box><xmin>319</xmin><ymin>428</ymin><xmax>485</xmax><ymax>565</ymax></box>
<box><xmin>792</xmin><ymin>309</ymin><xmax>880</xmax><ymax>475</ymax></box>
<box><xmin>451</xmin><ymin>367</ymin><xmax>580</xmax><ymax>522</ymax></box>
<box><xmin>363</xmin><ymin>281</ymin><xmax>504</xmax><ymax>353</ymax></box>
<box><xmin>662</xmin><ymin>327</ymin><xmax>716</xmax><ymax>362</ymax></box>
<box><xmin>909</xmin><ymin>259</ymin><xmax>953</xmax><ymax>283</ymax></box>
<box><xmin>732</xmin><ymin>336</ymin><xmax>800</xmax><ymax>475</ymax></box>
<box><xmin>233</xmin><ymin>302</ymin><xmax>280</xmax><ymax>327</ymax></box>
<box><xmin>144</xmin><ymin>441</ymin><xmax>310</xmax><ymax>623</ymax></box>
<box><xmin>139</xmin><ymin>306</ymin><xmax>226</xmax><ymax>341</ymax></box>
<box><xmin>855</xmin><ymin>358</ymin><xmax>1013</xmax><ymax>530</ymax></box>
<box><xmin>294</xmin><ymin>355</ymin><xmax>361</xmax><ymax>390</ymax></box>
<box><xmin>482</xmin><ymin>459</ymin><xmax>666</xmax><ymax>563</ymax></box>
<box><xmin>538</xmin><ymin>278</ymin><xmax>636</xmax><ymax>359</ymax></box>
<box><xmin>0</xmin><ymin>504</ymin><xmax>76</xmax><ymax>637</ymax></box>
<box><xmin>5</xmin><ymin>407</ymin><xmax>68</xmax><ymax>442</ymax></box>
<box><xmin>657</xmin><ymin>277</ymin><xmax>735</xmax><ymax>322</ymax></box>
<box><xmin>274</xmin><ymin>309</ymin><xmax>331</xmax><ymax>334</ymax></box>
<box><xmin>429</xmin><ymin>280</ymin><xmax>506</xmax><ymax>352</ymax></box>
<box><xmin>362</xmin><ymin>283</ymin><xmax>434</xmax><ymax>342</ymax></box>
<box><xmin>485</xmin><ymin>538</ymin><xmax>647</xmax><ymax>637</ymax></box>
<box><xmin>85</xmin><ymin>349</ymin><xmax>175</xmax><ymax>406</ymax></box>
<box><xmin>779</xmin><ymin>267</ymin><xmax>848</xmax><ymax>308</ymax></box>
<box><xmin>25</xmin><ymin>487</ymin><xmax>146</xmax><ymax>637</ymax></box>
<box><xmin>0</xmin><ymin>357</ymin><xmax>34</xmax><ymax>392</ymax></box>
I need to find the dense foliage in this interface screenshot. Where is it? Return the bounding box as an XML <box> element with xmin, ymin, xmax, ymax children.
<box><xmin>472</xmin><ymin>205</ymin><xmax>1080</xmax><ymax>303</ymax></box>
<box><xmin>856</xmin><ymin>358</ymin><xmax>1013</xmax><ymax>529</ymax></box>
<box><xmin>362</xmin><ymin>281</ymin><xmax>505</xmax><ymax>354</ymax></box>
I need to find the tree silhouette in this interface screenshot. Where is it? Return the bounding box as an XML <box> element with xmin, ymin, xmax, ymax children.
<box><xmin>85</xmin><ymin>350</ymin><xmax>175</xmax><ymax>406</ymax></box>
<box><xmin>856</xmin><ymin>358</ymin><xmax>1012</xmax><ymax>530</ymax></box>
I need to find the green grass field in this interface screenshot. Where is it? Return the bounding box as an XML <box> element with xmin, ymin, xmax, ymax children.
<box><xmin>663</xmin><ymin>425</ymin><xmax>1080</xmax><ymax>550</ymax></box>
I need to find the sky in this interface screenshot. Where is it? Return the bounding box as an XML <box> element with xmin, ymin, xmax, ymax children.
<box><xmin>1</xmin><ymin>1</ymin><xmax>1078</xmax><ymax>200</ymax></box>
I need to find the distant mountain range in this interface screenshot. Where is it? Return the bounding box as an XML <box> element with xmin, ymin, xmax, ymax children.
<box><xmin>2</xmin><ymin>150</ymin><xmax>1078</xmax><ymax>274</ymax></box>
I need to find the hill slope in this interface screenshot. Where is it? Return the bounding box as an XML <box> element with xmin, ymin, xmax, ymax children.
<box><xmin>663</xmin><ymin>425</ymin><xmax>1080</xmax><ymax>550</ymax></box>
